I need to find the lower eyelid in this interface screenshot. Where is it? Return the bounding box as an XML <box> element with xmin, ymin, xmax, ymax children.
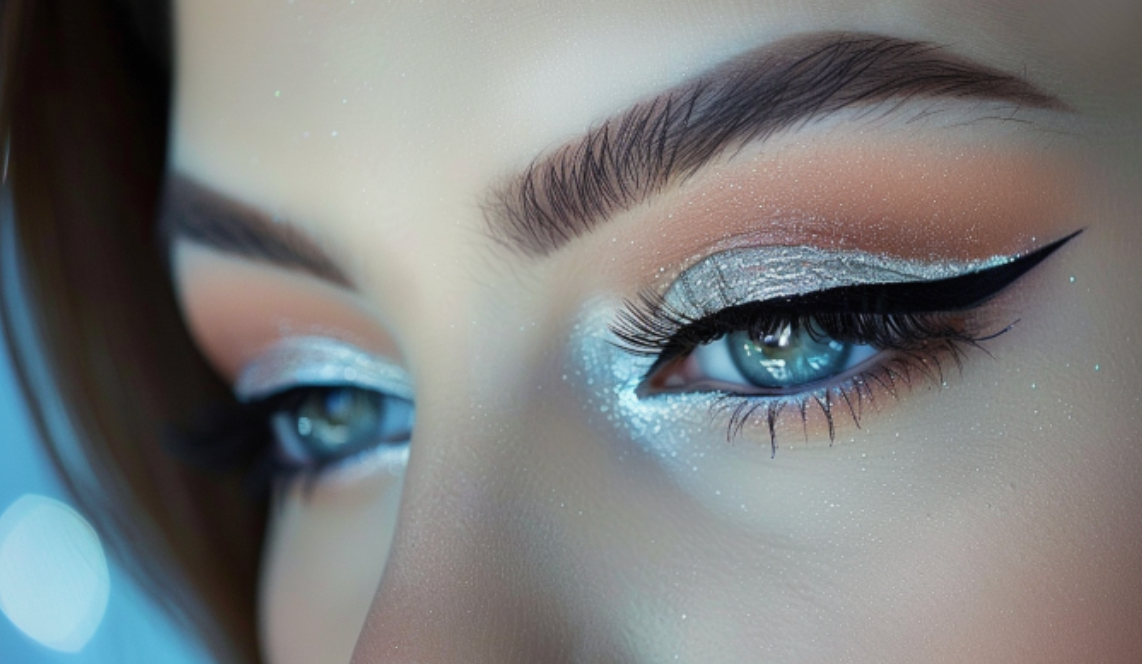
<box><xmin>301</xmin><ymin>444</ymin><xmax>410</xmax><ymax>488</ymax></box>
<box><xmin>271</xmin><ymin>422</ymin><xmax>412</xmax><ymax>488</ymax></box>
<box><xmin>713</xmin><ymin>339</ymin><xmax>978</xmax><ymax>451</ymax></box>
<box><xmin>631</xmin><ymin>331</ymin><xmax>981</xmax><ymax>455</ymax></box>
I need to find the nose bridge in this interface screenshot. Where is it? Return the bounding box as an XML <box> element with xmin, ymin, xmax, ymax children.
<box><xmin>349</xmin><ymin>391</ymin><xmax>578</xmax><ymax>663</ymax></box>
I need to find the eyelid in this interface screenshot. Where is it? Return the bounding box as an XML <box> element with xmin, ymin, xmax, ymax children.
<box><xmin>662</xmin><ymin>244</ymin><xmax>1015</xmax><ymax>321</ymax></box>
<box><xmin>234</xmin><ymin>336</ymin><xmax>413</xmax><ymax>402</ymax></box>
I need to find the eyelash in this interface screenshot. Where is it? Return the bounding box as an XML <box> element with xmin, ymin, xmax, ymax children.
<box><xmin>165</xmin><ymin>386</ymin><xmax>379</xmax><ymax>497</ymax></box>
<box><xmin>610</xmin><ymin>291</ymin><xmax>1011</xmax><ymax>454</ymax></box>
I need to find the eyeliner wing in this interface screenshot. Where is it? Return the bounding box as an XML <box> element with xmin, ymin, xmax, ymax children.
<box><xmin>771</xmin><ymin>230</ymin><xmax>1082</xmax><ymax>315</ymax></box>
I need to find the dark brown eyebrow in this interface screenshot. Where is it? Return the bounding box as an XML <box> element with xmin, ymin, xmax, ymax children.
<box><xmin>159</xmin><ymin>175</ymin><xmax>354</xmax><ymax>288</ymax></box>
<box><xmin>485</xmin><ymin>32</ymin><xmax>1065</xmax><ymax>257</ymax></box>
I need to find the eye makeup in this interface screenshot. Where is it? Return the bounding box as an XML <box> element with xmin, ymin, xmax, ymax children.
<box><xmin>235</xmin><ymin>336</ymin><xmax>414</xmax><ymax>403</ymax></box>
<box><xmin>571</xmin><ymin>231</ymin><xmax>1077</xmax><ymax>468</ymax></box>
<box><xmin>615</xmin><ymin>231</ymin><xmax>1079</xmax><ymax>365</ymax></box>
<box><xmin>657</xmin><ymin>245</ymin><xmax>1014</xmax><ymax>322</ymax></box>
<box><xmin>186</xmin><ymin>336</ymin><xmax>419</xmax><ymax>488</ymax></box>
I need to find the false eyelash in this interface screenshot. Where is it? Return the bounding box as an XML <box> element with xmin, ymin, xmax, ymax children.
<box><xmin>612</xmin><ymin>291</ymin><xmax>997</xmax><ymax>368</ymax></box>
<box><xmin>612</xmin><ymin>229</ymin><xmax>1081</xmax><ymax>372</ymax></box>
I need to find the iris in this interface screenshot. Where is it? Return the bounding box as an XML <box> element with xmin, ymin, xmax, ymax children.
<box><xmin>271</xmin><ymin>386</ymin><xmax>414</xmax><ymax>468</ymax></box>
<box><xmin>727</xmin><ymin>322</ymin><xmax>852</xmax><ymax>390</ymax></box>
<box><xmin>294</xmin><ymin>387</ymin><xmax>386</xmax><ymax>456</ymax></box>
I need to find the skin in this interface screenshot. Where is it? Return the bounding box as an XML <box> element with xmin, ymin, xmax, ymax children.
<box><xmin>169</xmin><ymin>0</ymin><xmax>1142</xmax><ymax>662</ymax></box>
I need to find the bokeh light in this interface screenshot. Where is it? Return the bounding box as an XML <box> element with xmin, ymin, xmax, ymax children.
<box><xmin>0</xmin><ymin>494</ymin><xmax>110</xmax><ymax>653</ymax></box>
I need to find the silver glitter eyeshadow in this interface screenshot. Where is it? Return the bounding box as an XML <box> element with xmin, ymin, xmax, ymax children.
<box><xmin>234</xmin><ymin>336</ymin><xmax>413</xmax><ymax>403</ymax></box>
<box><xmin>664</xmin><ymin>245</ymin><xmax>1013</xmax><ymax>317</ymax></box>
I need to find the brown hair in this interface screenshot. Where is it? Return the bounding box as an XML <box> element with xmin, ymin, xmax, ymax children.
<box><xmin>0</xmin><ymin>1</ymin><xmax>264</xmax><ymax>661</ymax></box>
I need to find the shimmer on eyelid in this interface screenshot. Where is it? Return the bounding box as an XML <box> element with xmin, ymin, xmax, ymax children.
<box><xmin>235</xmin><ymin>336</ymin><xmax>413</xmax><ymax>402</ymax></box>
<box><xmin>665</xmin><ymin>245</ymin><xmax>1011</xmax><ymax>318</ymax></box>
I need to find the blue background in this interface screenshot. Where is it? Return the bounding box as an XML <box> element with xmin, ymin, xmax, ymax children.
<box><xmin>0</xmin><ymin>321</ymin><xmax>214</xmax><ymax>664</ymax></box>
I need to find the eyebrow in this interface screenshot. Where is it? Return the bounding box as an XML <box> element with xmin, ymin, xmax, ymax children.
<box><xmin>163</xmin><ymin>32</ymin><xmax>1065</xmax><ymax>281</ymax></box>
<box><xmin>160</xmin><ymin>175</ymin><xmax>354</xmax><ymax>288</ymax></box>
<box><xmin>485</xmin><ymin>32</ymin><xmax>1064</xmax><ymax>257</ymax></box>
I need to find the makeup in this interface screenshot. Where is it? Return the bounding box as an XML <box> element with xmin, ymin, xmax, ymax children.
<box><xmin>572</xmin><ymin>232</ymin><xmax>1077</xmax><ymax>471</ymax></box>
<box><xmin>662</xmin><ymin>245</ymin><xmax>1012</xmax><ymax>320</ymax></box>
<box><xmin>235</xmin><ymin>336</ymin><xmax>413</xmax><ymax>403</ymax></box>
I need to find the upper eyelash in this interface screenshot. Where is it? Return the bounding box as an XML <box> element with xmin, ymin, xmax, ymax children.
<box><xmin>611</xmin><ymin>230</ymin><xmax>1080</xmax><ymax>371</ymax></box>
<box><xmin>611</xmin><ymin>293</ymin><xmax>990</xmax><ymax>372</ymax></box>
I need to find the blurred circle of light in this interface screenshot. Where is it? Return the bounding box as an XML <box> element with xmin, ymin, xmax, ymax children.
<box><xmin>0</xmin><ymin>494</ymin><xmax>110</xmax><ymax>653</ymax></box>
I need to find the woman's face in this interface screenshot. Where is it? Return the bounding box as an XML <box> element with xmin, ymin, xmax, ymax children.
<box><xmin>167</xmin><ymin>1</ymin><xmax>1142</xmax><ymax>662</ymax></box>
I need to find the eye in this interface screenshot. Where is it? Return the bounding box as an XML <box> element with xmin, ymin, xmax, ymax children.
<box><xmin>611</xmin><ymin>232</ymin><xmax>1079</xmax><ymax>448</ymax></box>
<box><xmin>227</xmin><ymin>336</ymin><xmax>416</xmax><ymax>481</ymax></box>
<box><xmin>270</xmin><ymin>386</ymin><xmax>414</xmax><ymax>472</ymax></box>
<box><xmin>650</xmin><ymin>319</ymin><xmax>878</xmax><ymax>394</ymax></box>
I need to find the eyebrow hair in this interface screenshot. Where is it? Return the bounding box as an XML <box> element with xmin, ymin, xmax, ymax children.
<box><xmin>159</xmin><ymin>175</ymin><xmax>354</xmax><ymax>288</ymax></box>
<box><xmin>485</xmin><ymin>32</ymin><xmax>1064</xmax><ymax>257</ymax></box>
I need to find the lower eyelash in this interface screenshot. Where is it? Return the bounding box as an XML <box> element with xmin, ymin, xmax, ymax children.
<box><xmin>712</xmin><ymin>335</ymin><xmax>985</xmax><ymax>456</ymax></box>
<box><xmin>162</xmin><ymin>396</ymin><xmax>284</xmax><ymax>498</ymax></box>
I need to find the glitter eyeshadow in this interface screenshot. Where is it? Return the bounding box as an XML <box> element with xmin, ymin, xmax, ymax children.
<box><xmin>571</xmin><ymin>304</ymin><xmax>726</xmax><ymax>470</ymax></box>
<box><xmin>664</xmin><ymin>245</ymin><xmax>1013</xmax><ymax>318</ymax></box>
<box><xmin>234</xmin><ymin>336</ymin><xmax>413</xmax><ymax>402</ymax></box>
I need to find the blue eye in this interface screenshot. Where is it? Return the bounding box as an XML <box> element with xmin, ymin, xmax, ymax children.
<box><xmin>270</xmin><ymin>386</ymin><xmax>414</xmax><ymax>470</ymax></box>
<box><xmin>661</xmin><ymin>320</ymin><xmax>878</xmax><ymax>394</ymax></box>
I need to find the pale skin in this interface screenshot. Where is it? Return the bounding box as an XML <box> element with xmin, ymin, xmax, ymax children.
<box><xmin>168</xmin><ymin>1</ymin><xmax>1142</xmax><ymax>663</ymax></box>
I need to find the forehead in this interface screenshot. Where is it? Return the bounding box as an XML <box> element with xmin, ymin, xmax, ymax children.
<box><xmin>169</xmin><ymin>0</ymin><xmax>1139</xmax><ymax>240</ymax></box>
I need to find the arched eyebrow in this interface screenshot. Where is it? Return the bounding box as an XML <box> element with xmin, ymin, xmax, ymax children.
<box><xmin>159</xmin><ymin>175</ymin><xmax>354</xmax><ymax>289</ymax></box>
<box><xmin>484</xmin><ymin>32</ymin><xmax>1064</xmax><ymax>257</ymax></box>
<box><xmin>162</xmin><ymin>32</ymin><xmax>1065</xmax><ymax>286</ymax></box>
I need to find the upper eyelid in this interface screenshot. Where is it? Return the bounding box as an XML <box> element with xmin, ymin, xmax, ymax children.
<box><xmin>612</xmin><ymin>231</ymin><xmax>1079</xmax><ymax>360</ymax></box>
<box><xmin>235</xmin><ymin>336</ymin><xmax>413</xmax><ymax>403</ymax></box>
<box><xmin>680</xmin><ymin>231</ymin><xmax>1077</xmax><ymax>317</ymax></box>
<box><xmin>660</xmin><ymin>246</ymin><xmax>1017</xmax><ymax>322</ymax></box>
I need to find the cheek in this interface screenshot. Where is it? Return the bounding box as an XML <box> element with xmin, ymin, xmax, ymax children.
<box><xmin>258</xmin><ymin>474</ymin><xmax>403</xmax><ymax>664</ymax></box>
